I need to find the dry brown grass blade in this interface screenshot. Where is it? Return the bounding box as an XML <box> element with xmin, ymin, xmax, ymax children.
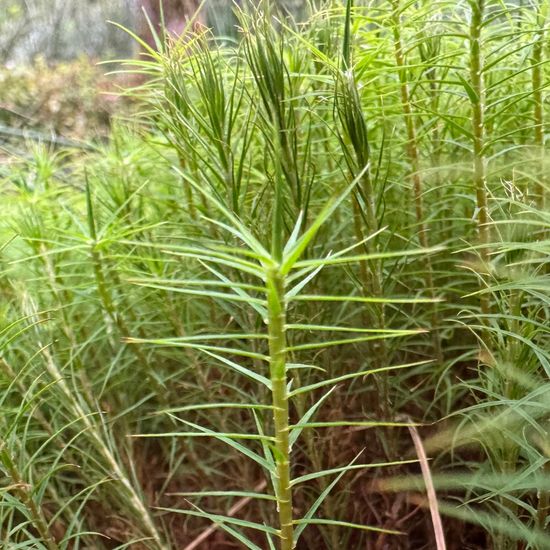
<box><xmin>407</xmin><ymin>421</ymin><xmax>446</xmax><ymax>550</ymax></box>
<box><xmin>183</xmin><ymin>480</ymin><xmax>268</xmax><ymax>550</ymax></box>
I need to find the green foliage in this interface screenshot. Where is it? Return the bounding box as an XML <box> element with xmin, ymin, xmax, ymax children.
<box><xmin>0</xmin><ymin>1</ymin><xmax>549</xmax><ymax>549</ymax></box>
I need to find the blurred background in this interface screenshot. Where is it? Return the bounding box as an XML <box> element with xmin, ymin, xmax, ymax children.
<box><xmin>1</xmin><ymin>0</ymin><xmax>136</xmax><ymax>63</ymax></box>
<box><xmin>0</xmin><ymin>0</ymin><xmax>307</xmax><ymax>63</ymax></box>
<box><xmin>0</xmin><ymin>0</ymin><xmax>305</xmax><ymax>142</ymax></box>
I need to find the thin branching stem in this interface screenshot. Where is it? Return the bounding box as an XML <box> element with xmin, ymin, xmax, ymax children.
<box><xmin>0</xmin><ymin>444</ymin><xmax>59</xmax><ymax>550</ymax></box>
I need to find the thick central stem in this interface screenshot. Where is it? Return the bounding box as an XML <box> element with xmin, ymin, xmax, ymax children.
<box><xmin>266</xmin><ymin>268</ymin><xmax>293</xmax><ymax>550</ymax></box>
<box><xmin>469</xmin><ymin>0</ymin><xmax>491</xmax><ymax>317</ymax></box>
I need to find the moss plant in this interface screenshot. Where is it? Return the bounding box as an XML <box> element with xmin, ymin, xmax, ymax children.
<box><xmin>1</xmin><ymin>2</ymin><xmax>550</xmax><ymax>548</ymax></box>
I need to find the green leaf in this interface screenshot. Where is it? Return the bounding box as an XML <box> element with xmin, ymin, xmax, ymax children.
<box><xmin>157</xmin><ymin>418</ymin><xmax>274</xmax><ymax>471</ymax></box>
<box><xmin>169</xmin><ymin>490</ymin><xmax>276</xmax><ymax>501</ymax></box>
<box><xmin>456</xmin><ymin>72</ymin><xmax>479</xmax><ymax>104</ymax></box>
<box><xmin>156</xmin><ymin>506</ymin><xmax>267</xmax><ymax>549</ymax></box>
<box><xmin>289</xmin><ymin>295</ymin><xmax>442</xmax><ymax>304</ymax></box>
<box><xmin>286</xmin><ymin>333</ymin><xmax>423</xmax><ymax>352</ymax></box>
<box><xmin>125</xmin><ymin>338</ymin><xmax>270</xmax><ymax>364</ymax></box>
<box><xmin>280</xmin><ymin>166</ymin><xmax>367</xmax><ymax>275</ymax></box>
<box><xmin>289</xmin><ymin>387</ymin><xmax>336</xmax><ymax>448</ymax></box>
<box><xmin>291</xmin><ymin>459</ymin><xmax>419</xmax><ymax>486</ymax></box>
<box><xmin>293</xmin><ymin>518</ymin><xmax>402</xmax><ymax>535</ymax></box>
<box><xmin>158</xmin><ymin>403</ymin><xmax>273</xmax><ymax>414</ymax></box>
<box><xmin>289</xmin><ymin>421</ymin><xmax>419</xmax><ymax>429</ymax></box>
<box><xmin>200</xmin><ymin>350</ymin><xmax>272</xmax><ymax>389</ymax></box>
<box><xmin>199</xmin><ymin>261</ymin><xmax>268</xmax><ymax>318</ymax></box>
<box><xmin>289</xmin><ymin>361</ymin><xmax>431</xmax><ymax>397</ymax></box>
<box><xmin>292</xmin><ymin>246</ymin><xmax>444</xmax><ymax>269</ymax></box>
<box><xmin>294</xmin><ymin>452</ymin><xmax>362</xmax><ymax>543</ymax></box>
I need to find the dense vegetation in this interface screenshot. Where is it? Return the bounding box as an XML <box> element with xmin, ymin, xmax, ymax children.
<box><xmin>0</xmin><ymin>1</ymin><xmax>549</xmax><ymax>549</ymax></box>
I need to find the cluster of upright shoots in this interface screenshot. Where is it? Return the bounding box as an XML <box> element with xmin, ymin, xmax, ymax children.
<box><xmin>0</xmin><ymin>0</ymin><xmax>549</xmax><ymax>549</ymax></box>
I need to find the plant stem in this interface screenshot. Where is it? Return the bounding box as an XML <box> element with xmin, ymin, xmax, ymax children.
<box><xmin>22</xmin><ymin>300</ymin><xmax>167</xmax><ymax>550</ymax></box>
<box><xmin>46</xmin><ymin>344</ymin><xmax>167</xmax><ymax>549</ymax></box>
<box><xmin>538</xmin><ymin>461</ymin><xmax>550</xmax><ymax>530</ymax></box>
<box><xmin>531</xmin><ymin>1</ymin><xmax>547</xmax><ymax>210</ymax></box>
<box><xmin>336</xmin><ymin>69</ymin><xmax>390</xmax><ymax>418</ymax></box>
<box><xmin>390</xmin><ymin>0</ymin><xmax>442</xmax><ymax>362</ymax></box>
<box><xmin>0</xmin><ymin>444</ymin><xmax>59</xmax><ymax>550</ymax></box>
<box><xmin>178</xmin><ymin>153</ymin><xmax>198</xmax><ymax>220</ymax></box>
<box><xmin>338</xmin><ymin>0</ymin><xmax>391</xmax><ymax>417</ymax></box>
<box><xmin>469</xmin><ymin>0</ymin><xmax>491</xmax><ymax>317</ymax></box>
<box><xmin>85</xmin><ymin>182</ymin><xmax>165</xmax><ymax>395</ymax></box>
<box><xmin>266</xmin><ymin>267</ymin><xmax>294</xmax><ymax>550</ymax></box>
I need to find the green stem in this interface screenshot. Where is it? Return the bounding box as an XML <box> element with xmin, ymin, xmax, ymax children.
<box><xmin>0</xmin><ymin>443</ymin><xmax>59</xmax><ymax>550</ymax></box>
<box><xmin>340</xmin><ymin>1</ymin><xmax>391</xmax><ymax>416</ymax></box>
<box><xmin>469</xmin><ymin>0</ymin><xmax>491</xmax><ymax>317</ymax></box>
<box><xmin>178</xmin><ymin>152</ymin><xmax>198</xmax><ymax>220</ymax></box>
<box><xmin>538</xmin><ymin>461</ymin><xmax>550</xmax><ymax>530</ymax></box>
<box><xmin>390</xmin><ymin>0</ymin><xmax>442</xmax><ymax>362</ymax></box>
<box><xmin>531</xmin><ymin>2</ymin><xmax>547</xmax><ymax>210</ymax></box>
<box><xmin>27</xmin><ymin>312</ymin><xmax>167</xmax><ymax>550</ymax></box>
<box><xmin>336</xmin><ymin>70</ymin><xmax>390</xmax><ymax>417</ymax></box>
<box><xmin>266</xmin><ymin>267</ymin><xmax>294</xmax><ymax>550</ymax></box>
<box><xmin>86</xmin><ymin>185</ymin><xmax>163</xmax><ymax>393</ymax></box>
